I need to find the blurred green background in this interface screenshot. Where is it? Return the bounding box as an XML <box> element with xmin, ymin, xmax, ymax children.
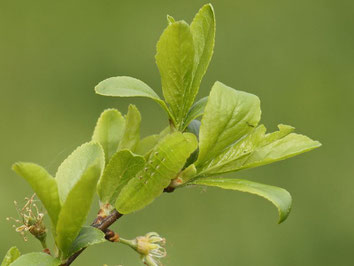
<box><xmin>1</xmin><ymin>0</ymin><xmax>353</xmax><ymax>265</ymax></box>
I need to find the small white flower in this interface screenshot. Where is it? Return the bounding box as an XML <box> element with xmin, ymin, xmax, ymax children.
<box><xmin>120</xmin><ymin>232</ymin><xmax>167</xmax><ymax>266</ymax></box>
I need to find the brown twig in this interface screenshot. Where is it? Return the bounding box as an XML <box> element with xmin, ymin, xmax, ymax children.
<box><xmin>62</xmin><ymin>209</ymin><xmax>123</xmax><ymax>266</ymax></box>
<box><xmin>163</xmin><ymin>186</ymin><xmax>175</xmax><ymax>193</ymax></box>
<box><xmin>104</xmin><ymin>229</ymin><xmax>119</xmax><ymax>242</ymax></box>
<box><xmin>63</xmin><ymin>184</ymin><xmax>175</xmax><ymax>265</ymax></box>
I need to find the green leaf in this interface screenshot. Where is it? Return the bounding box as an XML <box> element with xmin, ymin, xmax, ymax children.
<box><xmin>118</xmin><ymin>105</ymin><xmax>141</xmax><ymax>151</ymax></box>
<box><xmin>239</xmin><ymin>132</ymin><xmax>322</xmax><ymax>171</ymax></box>
<box><xmin>189</xmin><ymin>3</ymin><xmax>215</xmax><ymax>110</ymax></box>
<box><xmin>191</xmin><ymin>177</ymin><xmax>292</xmax><ymax>223</ymax></box>
<box><xmin>12</xmin><ymin>163</ymin><xmax>61</xmax><ymax>225</ymax></box>
<box><xmin>176</xmin><ymin>164</ymin><xmax>197</xmax><ymax>186</ymax></box>
<box><xmin>135</xmin><ymin>127</ymin><xmax>170</xmax><ymax>156</ymax></box>
<box><xmin>55</xmin><ymin>142</ymin><xmax>105</xmax><ymax>204</ymax></box>
<box><xmin>92</xmin><ymin>109</ymin><xmax>125</xmax><ymax>164</ymax></box>
<box><xmin>199</xmin><ymin>124</ymin><xmax>321</xmax><ymax>175</ymax></box>
<box><xmin>1</xmin><ymin>247</ymin><xmax>20</xmax><ymax>266</ymax></box>
<box><xmin>10</xmin><ymin>253</ymin><xmax>59</xmax><ymax>266</ymax></box>
<box><xmin>182</xmin><ymin>97</ymin><xmax>208</xmax><ymax>130</ymax></box>
<box><xmin>56</xmin><ymin>164</ymin><xmax>103</xmax><ymax>257</ymax></box>
<box><xmin>167</xmin><ymin>15</ymin><xmax>175</xmax><ymax>24</ymax></box>
<box><xmin>259</xmin><ymin>124</ymin><xmax>294</xmax><ymax>146</ymax></box>
<box><xmin>67</xmin><ymin>226</ymin><xmax>106</xmax><ymax>258</ymax></box>
<box><xmin>156</xmin><ymin>21</ymin><xmax>195</xmax><ymax>127</ymax></box>
<box><xmin>116</xmin><ymin>132</ymin><xmax>198</xmax><ymax>214</ymax></box>
<box><xmin>199</xmin><ymin>125</ymin><xmax>267</xmax><ymax>175</ymax></box>
<box><xmin>97</xmin><ymin>150</ymin><xmax>145</xmax><ymax>205</ymax></box>
<box><xmin>96</xmin><ymin>76</ymin><xmax>160</xmax><ymax>99</ymax></box>
<box><xmin>95</xmin><ymin>76</ymin><xmax>175</xmax><ymax>124</ymax></box>
<box><xmin>196</xmin><ymin>81</ymin><xmax>261</xmax><ymax>167</ymax></box>
<box><xmin>134</xmin><ymin>135</ymin><xmax>160</xmax><ymax>156</ymax></box>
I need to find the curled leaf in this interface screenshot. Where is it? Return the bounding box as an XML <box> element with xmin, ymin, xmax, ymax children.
<box><xmin>191</xmin><ymin>177</ymin><xmax>292</xmax><ymax>223</ymax></box>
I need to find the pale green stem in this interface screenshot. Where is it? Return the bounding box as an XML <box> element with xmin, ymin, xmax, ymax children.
<box><xmin>119</xmin><ymin>237</ymin><xmax>137</xmax><ymax>250</ymax></box>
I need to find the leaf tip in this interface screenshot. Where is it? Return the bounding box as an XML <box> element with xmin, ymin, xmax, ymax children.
<box><xmin>127</xmin><ymin>104</ymin><xmax>141</xmax><ymax>117</ymax></box>
<box><xmin>94</xmin><ymin>82</ymin><xmax>103</xmax><ymax>95</ymax></box>
<box><xmin>195</xmin><ymin>3</ymin><xmax>215</xmax><ymax>18</ymax></box>
<box><xmin>204</xmin><ymin>3</ymin><xmax>215</xmax><ymax>13</ymax></box>
<box><xmin>277</xmin><ymin>191</ymin><xmax>292</xmax><ymax>224</ymax></box>
<box><xmin>314</xmin><ymin>140</ymin><xmax>322</xmax><ymax>147</ymax></box>
<box><xmin>167</xmin><ymin>14</ymin><xmax>175</xmax><ymax>24</ymax></box>
<box><xmin>11</xmin><ymin>162</ymin><xmax>30</xmax><ymax>175</ymax></box>
<box><xmin>11</xmin><ymin>162</ymin><xmax>20</xmax><ymax>171</ymax></box>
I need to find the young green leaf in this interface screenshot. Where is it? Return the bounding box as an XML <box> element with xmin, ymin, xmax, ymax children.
<box><xmin>118</xmin><ymin>105</ymin><xmax>141</xmax><ymax>151</ymax></box>
<box><xmin>92</xmin><ymin>109</ymin><xmax>125</xmax><ymax>164</ymax></box>
<box><xmin>191</xmin><ymin>177</ymin><xmax>292</xmax><ymax>223</ymax></box>
<box><xmin>12</xmin><ymin>163</ymin><xmax>61</xmax><ymax>225</ymax></box>
<box><xmin>199</xmin><ymin>125</ymin><xmax>267</xmax><ymax>175</ymax></box>
<box><xmin>97</xmin><ymin>150</ymin><xmax>145</xmax><ymax>205</ymax></box>
<box><xmin>55</xmin><ymin>142</ymin><xmax>105</xmax><ymax>204</ymax></box>
<box><xmin>174</xmin><ymin>164</ymin><xmax>197</xmax><ymax>186</ymax></box>
<box><xmin>95</xmin><ymin>76</ymin><xmax>175</xmax><ymax>125</ymax></box>
<box><xmin>188</xmin><ymin>3</ymin><xmax>215</xmax><ymax>113</ymax></box>
<box><xmin>239</xmin><ymin>132</ymin><xmax>322</xmax><ymax>171</ymax></box>
<box><xmin>10</xmin><ymin>252</ymin><xmax>59</xmax><ymax>266</ymax></box>
<box><xmin>1</xmin><ymin>246</ymin><xmax>20</xmax><ymax>266</ymax></box>
<box><xmin>95</xmin><ymin>76</ymin><xmax>160</xmax><ymax>99</ymax></box>
<box><xmin>56</xmin><ymin>165</ymin><xmax>103</xmax><ymax>258</ymax></box>
<box><xmin>156</xmin><ymin>21</ymin><xmax>195</xmax><ymax>127</ymax></box>
<box><xmin>196</xmin><ymin>81</ymin><xmax>261</xmax><ymax>167</ymax></box>
<box><xmin>259</xmin><ymin>124</ymin><xmax>294</xmax><ymax>146</ymax></box>
<box><xmin>116</xmin><ymin>132</ymin><xmax>198</xmax><ymax>214</ymax></box>
<box><xmin>167</xmin><ymin>15</ymin><xmax>175</xmax><ymax>24</ymax></box>
<box><xmin>67</xmin><ymin>227</ymin><xmax>106</xmax><ymax>258</ymax></box>
<box><xmin>134</xmin><ymin>135</ymin><xmax>160</xmax><ymax>156</ymax></box>
<box><xmin>134</xmin><ymin>127</ymin><xmax>170</xmax><ymax>156</ymax></box>
<box><xmin>199</xmin><ymin>124</ymin><xmax>321</xmax><ymax>175</ymax></box>
<box><xmin>182</xmin><ymin>97</ymin><xmax>208</xmax><ymax>130</ymax></box>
